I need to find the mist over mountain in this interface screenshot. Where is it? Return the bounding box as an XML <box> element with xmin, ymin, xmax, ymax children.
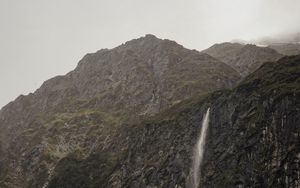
<box><xmin>230</xmin><ymin>32</ymin><xmax>300</xmax><ymax>56</ymax></box>
<box><xmin>268</xmin><ymin>43</ymin><xmax>300</xmax><ymax>56</ymax></box>
<box><xmin>255</xmin><ymin>32</ymin><xmax>300</xmax><ymax>45</ymax></box>
<box><xmin>0</xmin><ymin>35</ymin><xmax>299</xmax><ymax>188</ymax></box>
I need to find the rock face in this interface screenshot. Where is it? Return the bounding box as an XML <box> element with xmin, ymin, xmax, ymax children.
<box><xmin>202</xmin><ymin>43</ymin><xmax>283</xmax><ymax>77</ymax></box>
<box><xmin>47</xmin><ymin>55</ymin><xmax>300</xmax><ymax>188</ymax></box>
<box><xmin>0</xmin><ymin>35</ymin><xmax>241</xmax><ymax>188</ymax></box>
<box><xmin>68</xmin><ymin>34</ymin><xmax>240</xmax><ymax>115</ymax></box>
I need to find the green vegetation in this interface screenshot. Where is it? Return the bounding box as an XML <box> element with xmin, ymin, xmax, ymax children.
<box><xmin>48</xmin><ymin>150</ymin><xmax>126</xmax><ymax>188</ymax></box>
<box><xmin>235</xmin><ymin>56</ymin><xmax>300</xmax><ymax>105</ymax></box>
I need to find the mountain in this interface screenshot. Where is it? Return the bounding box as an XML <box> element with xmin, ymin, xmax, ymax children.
<box><xmin>268</xmin><ymin>43</ymin><xmax>300</xmax><ymax>56</ymax></box>
<box><xmin>202</xmin><ymin>43</ymin><xmax>283</xmax><ymax>77</ymax></box>
<box><xmin>201</xmin><ymin>42</ymin><xmax>244</xmax><ymax>66</ymax></box>
<box><xmin>47</xmin><ymin>55</ymin><xmax>300</xmax><ymax>188</ymax></box>
<box><xmin>1</xmin><ymin>34</ymin><xmax>240</xmax><ymax>116</ymax></box>
<box><xmin>0</xmin><ymin>35</ymin><xmax>241</xmax><ymax>187</ymax></box>
<box><xmin>1</xmin><ymin>35</ymin><xmax>299</xmax><ymax>188</ymax></box>
<box><xmin>229</xmin><ymin>32</ymin><xmax>300</xmax><ymax>56</ymax></box>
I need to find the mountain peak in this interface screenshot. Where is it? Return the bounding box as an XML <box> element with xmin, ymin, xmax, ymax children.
<box><xmin>202</xmin><ymin>42</ymin><xmax>283</xmax><ymax>76</ymax></box>
<box><xmin>1</xmin><ymin>35</ymin><xmax>241</xmax><ymax>119</ymax></box>
<box><xmin>134</xmin><ymin>34</ymin><xmax>160</xmax><ymax>44</ymax></box>
<box><xmin>144</xmin><ymin>33</ymin><xmax>158</xmax><ymax>39</ymax></box>
<box><xmin>118</xmin><ymin>34</ymin><xmax>184</xmax><ymax>51</ymax></box>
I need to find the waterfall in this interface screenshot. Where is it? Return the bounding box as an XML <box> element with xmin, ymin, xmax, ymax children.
<box><xmin>192</xmin><ymin>108</ymin><xmax>210</xmax><ymax>188</ymax></box>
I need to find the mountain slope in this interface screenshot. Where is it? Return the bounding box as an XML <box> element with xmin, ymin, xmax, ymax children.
<box><xmin>0</xmin><ymin>35</ymin><xmax>241</xmax><ymax>188</ymax></box>
<box><xmin>202</xmin><ymin>43</ymin><xmax>283</xmax><ymax>77</ymax></box>
<box><xmin>46</xmin><ymin>55</ymin><xmax>300</xmax><ymax>188</ymax></box>
<box><xmin>201</xmin><ymin>42</ymin><xmax>244</xmax><ymax>66</ymax></box>
<box><xmin>268</xmin><ymin>43</ymin><xmax>300</xmax><ymax>56</ymax></box>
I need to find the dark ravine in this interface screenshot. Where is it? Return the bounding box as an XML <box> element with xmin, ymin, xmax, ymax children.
<box><xmin>0</xmin><ymin>36</ymin><xmax>299</xmax><ymax>188</ymax></box>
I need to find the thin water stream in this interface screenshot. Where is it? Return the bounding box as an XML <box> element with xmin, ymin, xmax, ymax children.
<box><xmin>192</xmin><ymin>108</ymin><xmax>210</xmax><ymax>188</ymax></box>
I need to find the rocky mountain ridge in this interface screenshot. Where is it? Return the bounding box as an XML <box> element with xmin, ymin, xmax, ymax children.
<box><xmin>0</xmin><ymin>35</ymin><xmax>241</xmax><ymax>188</ymax></box>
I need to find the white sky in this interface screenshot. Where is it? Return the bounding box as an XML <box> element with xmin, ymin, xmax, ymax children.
<box><xmin>1</xmin><ymin>0</ymin><xmax>300</xmax><ymax>109</ymax></box>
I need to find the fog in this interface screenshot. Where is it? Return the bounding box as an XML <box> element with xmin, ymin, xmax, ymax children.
<box><xmin>0</xmin><ymin>0</ymin><xmax>300</xmax><ymax>108</ymax></box>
